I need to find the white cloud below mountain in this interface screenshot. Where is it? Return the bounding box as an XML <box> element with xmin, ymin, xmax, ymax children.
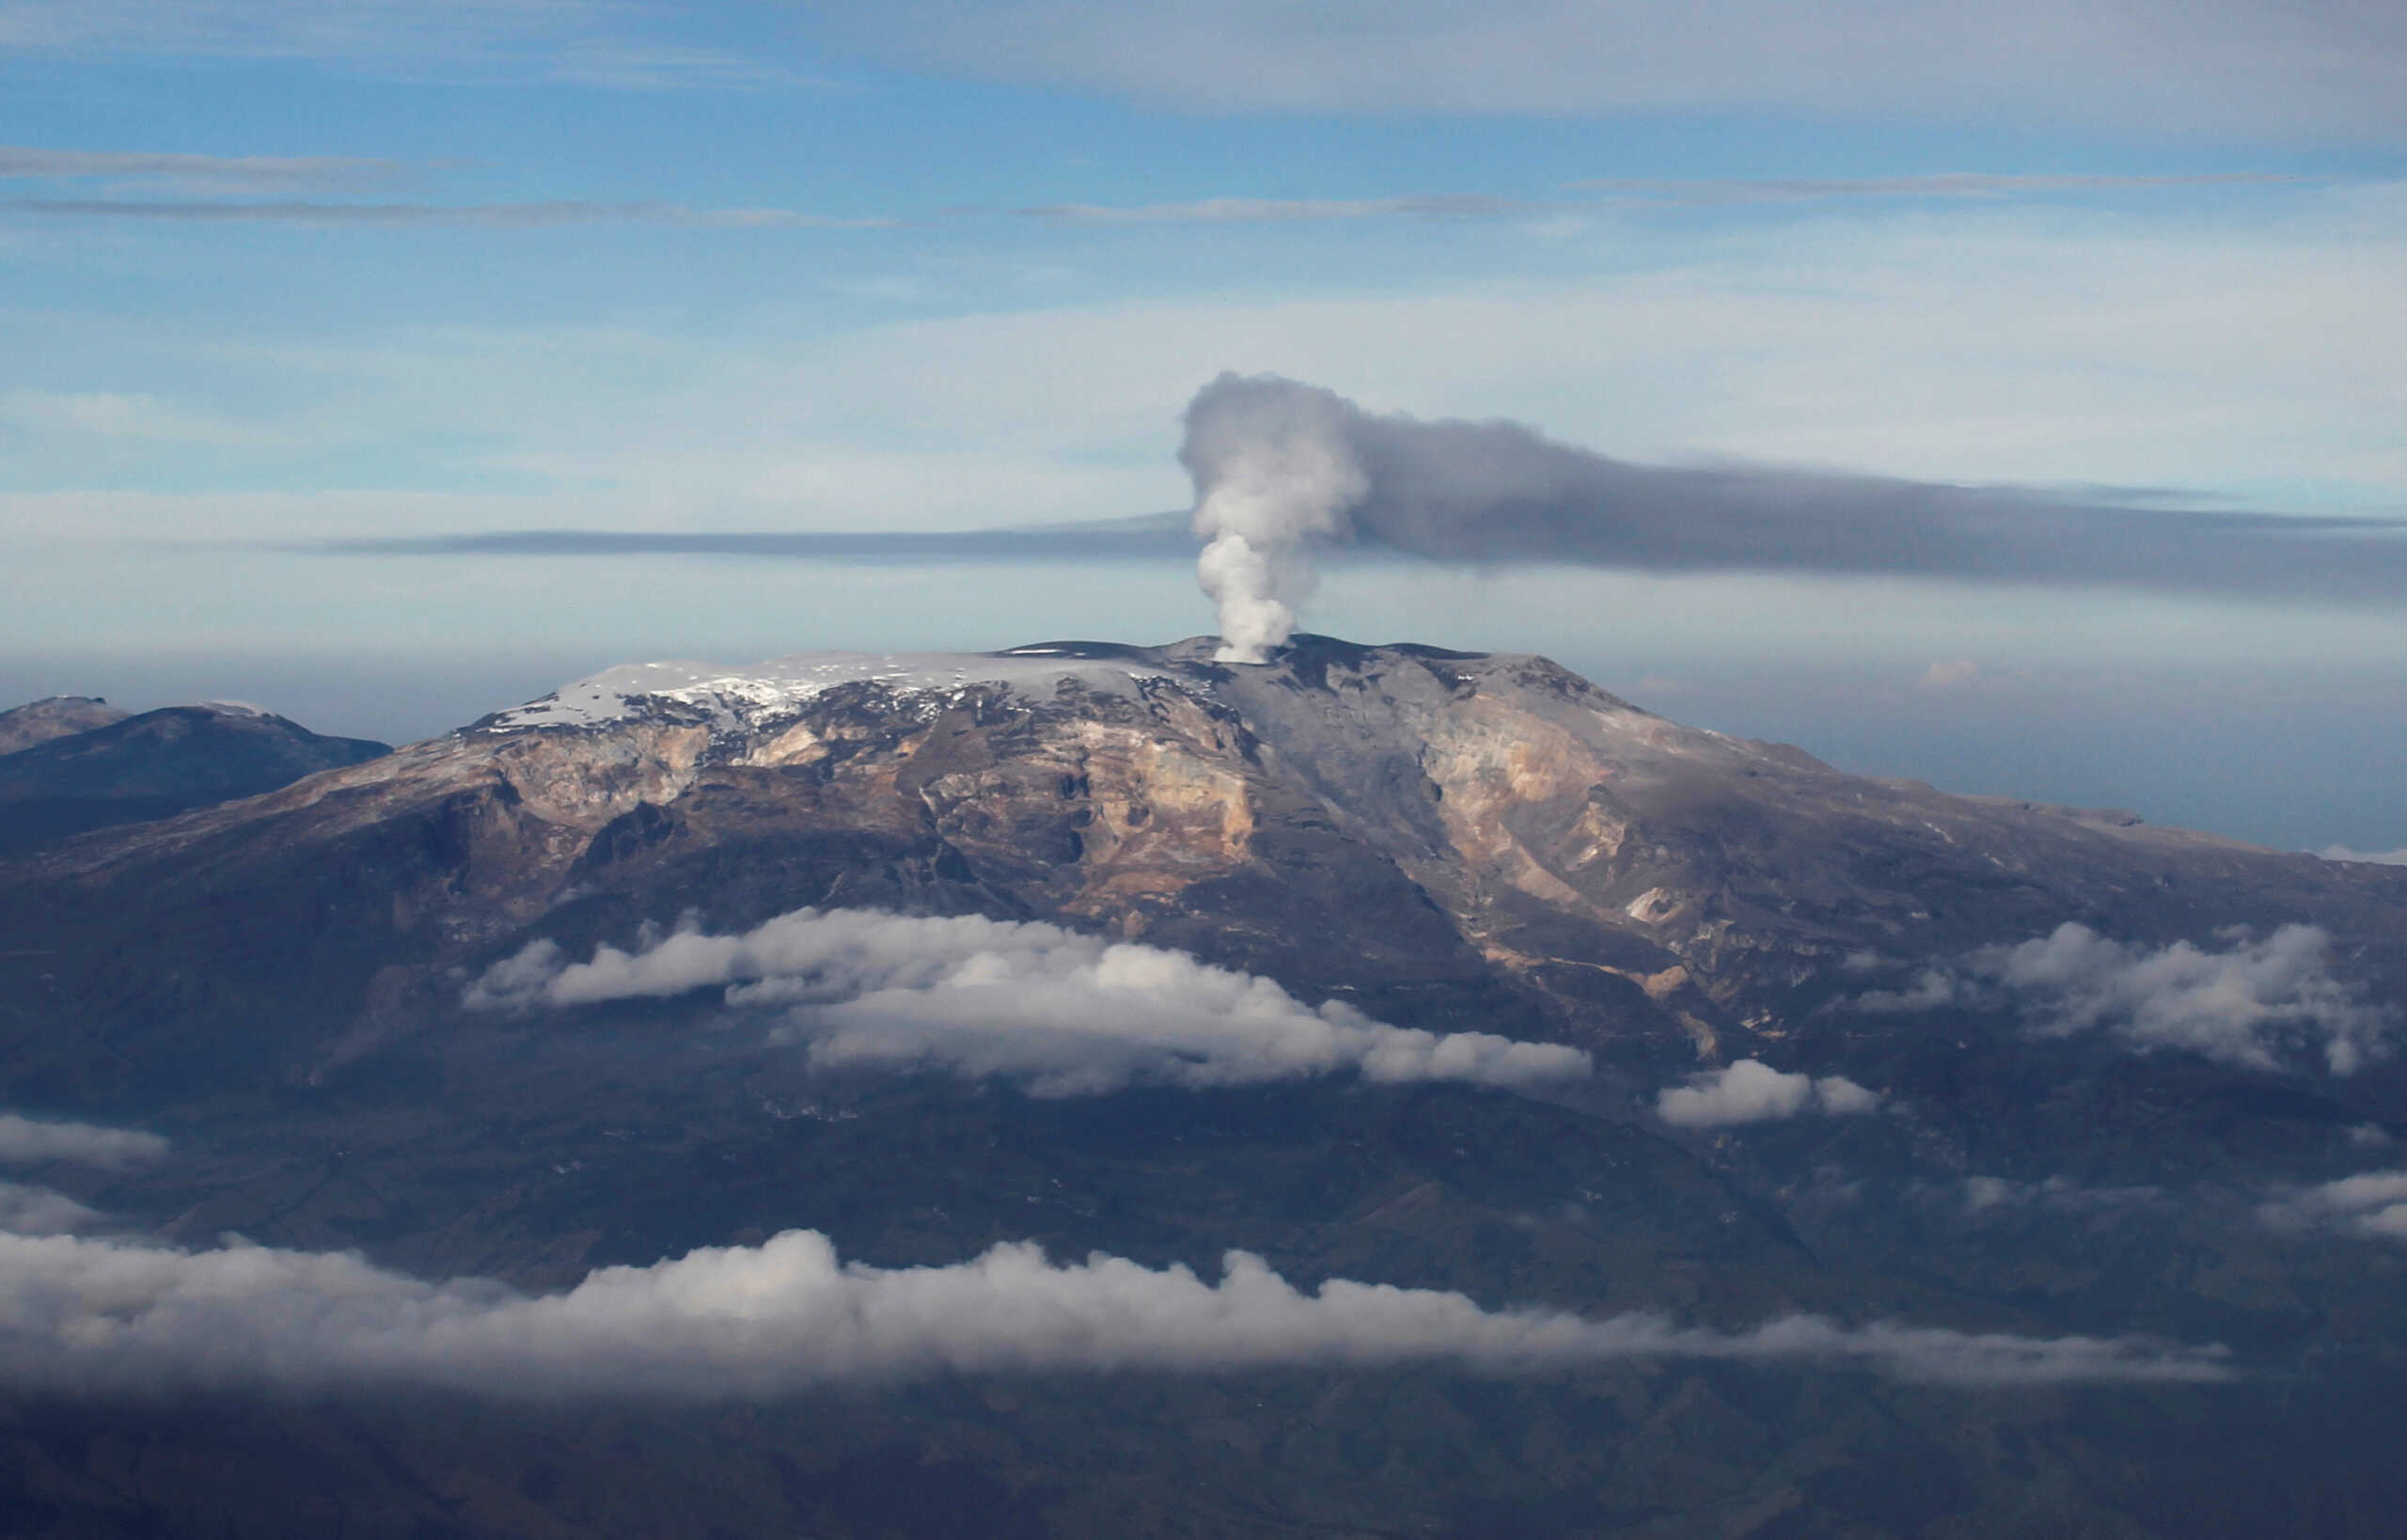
<box><xmin>0</xmin><ymin>1224</ymin><xmax>2232</xmax><ymax>1397</ymax></box>
<box><xmin>0</xmin><ymin>1112</ymin><xmax>168</xmax><ymax>1171</ymax></box>
<box><xmin>469</xmin><ymin>906</ymin><xmax>1592</xmax><ymax>1095</ymax></box>
<box><xmin>1855</xmin><ymin>923</ymin><xmax>2392</xmax><ymax>1075</ymax></box>
<box><xmin>1656</xmin><ymin>1059</ymin><xmax>1880</xmax><ymax>1128</ymax></box>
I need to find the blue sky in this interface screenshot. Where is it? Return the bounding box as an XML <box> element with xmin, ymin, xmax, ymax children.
<box><xmin>2</xmin><ymin>0</ymin><xmax>2402</xmax><ymax>851</ymax></box>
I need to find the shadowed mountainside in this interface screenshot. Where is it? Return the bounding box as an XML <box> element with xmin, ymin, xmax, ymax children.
<box><xmin>0</xmin><ymin>636</ymin><xmax>2402</xmax><ymax>1538</ymax></box>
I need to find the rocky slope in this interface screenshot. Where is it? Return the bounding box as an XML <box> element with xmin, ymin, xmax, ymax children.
<box><xmin>1</xmin><ymin>636</ymin><xmax>2404</xmax><ymax>1539</ymax></box>
<box><xmin>0</xmin><ymin>696</ymin><xmax>127</xmax><ymax>757</ymax></box>
<box><xmin>5</xmin><ymin>636</ymin><xmax>2396</xmax><ymax>1097</ymax></box>
<box><xmin>0</xmin><ymin>699</ymin><xmax>390</xmax><ymax>856</ymax></box>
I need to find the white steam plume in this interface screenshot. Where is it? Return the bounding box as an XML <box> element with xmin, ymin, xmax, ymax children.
<box><xmin>466</xmin><ymin>905</ymin><xmax>1592</xmax><ymax>1095</ymax></box>
<box><xmin>1179</xmin><ymin>372</ymin><xmax>1367</xmax><ymax>663</ymax></box>
<box><xmin>0</xmin><ymin>1226</ymin><xmax>2231</xmax><ymax>1397</ymax></box>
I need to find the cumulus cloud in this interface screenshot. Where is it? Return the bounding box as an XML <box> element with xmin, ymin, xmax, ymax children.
<box><xmin>0</xmin><ymin>1224</ymin><xmax>2231</xmax><ymax>1398</ymax></box>
<box><xmin>2259</xmin><ymin>1171</ymin><xmax>2407</xmax><ymax>1241</ymax></box>
<box><xmin>1855</xmin><ymin>923</ymin><xmax>2393</xmax><ymax>1076</ymax></box>
<box><xmin>468</xmin><ymin>907</ymin><xmax>1591</xmax><ymax>1095</ymax></box>
<box><xmin>0</xmin><ymin>1181</ymin><xmax>100</xmax><ymax>1235</ymax></box>
<box><xmin>1655</xmin><ymin>1059</ymin><xmax>1880</xmax><ymax>1128</ymax></box>
<box><xmin>0</xmin><ymin>1113</ymin><xmax>169</xmax><ymax>1171</ymax></box>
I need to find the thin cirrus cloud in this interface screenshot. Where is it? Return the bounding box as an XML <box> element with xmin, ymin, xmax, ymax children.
<box><xmin>466</xmin><ymin>905</ymin><xmax>1594</xmax><ymax>1096</ymax></box>
<box><xmin>1016</xmin><ymin>193</ymin><xmax>1530</xmax><ymax>225</ymax></box>
<box><xmin>1854</xmin><ymin>922</ymin><xmax>2394</xmax><ymax>1076</ymax></box>
<box><xmin>1565</xmin><ymin>172</ymin><xmax>2310</xmax><ymax>204</ymax></box>
<box><xmin>0</xmin><ymin>0</ymin><xmax>783</xmax><ymax>88</ymax></box>
<box><xmin>820</xmin><ymin>0</ymin><xmax>2407</xmax><ymax>139</ymax></box>
<box><xmin>0</xmin><ymin>145</ymin><xmax>411</xmax><ymax>194</ymax></box>
<box><xmin>7</xmin><ymin>198</ymin><xmax>895</xmax><ymax>229</ymax></box>
<box><xmin>0</xmin><ymin>1224</ymin><xmax>2235</xmax><ymax>1397</ymax></box>
<box><xmin>1020</xmin><ymin>175</ymin><xmax>2308</xmax><ymax>227</ymax></box>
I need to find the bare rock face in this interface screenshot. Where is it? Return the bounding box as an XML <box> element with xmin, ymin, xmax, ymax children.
<box><xmin>3</xmin><ymin>635</ymin><xmax>2399</xmax><ymax>1104</ymax></box>
<box><xmin>0</xmin><ymin>695</ymin><xmax>128</xmax><ymax>756</ymax></box>
<box><xmin>7</xmin><ymin>637</ymin><xmax>2407</xmax><ymax>1539</ymax></box>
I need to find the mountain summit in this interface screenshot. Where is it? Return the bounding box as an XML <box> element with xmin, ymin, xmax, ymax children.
<box><xmin>5</xmin><ymin>635</ymin><xmax>2397</xmax><ymax>1099</ymax></box>
<box><xmin>2</xmin><ymin>638</ymin><xmax>2404</xmax><ymax>1536</ymax></box>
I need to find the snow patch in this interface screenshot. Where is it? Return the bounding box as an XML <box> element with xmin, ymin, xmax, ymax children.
<box><xmin>484</xmin><ymin>651</ymin><xmax>1180</xmax><ymax>734</ymax></box>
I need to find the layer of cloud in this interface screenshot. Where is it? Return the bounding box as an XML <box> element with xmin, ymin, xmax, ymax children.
<box><xmin>2319</xmin><ymin>845</ymin><xmax>2407</xmax><ymax>866</ymax></box>
<box><xmin>0</xmin><ymin>145</ymin><xmax>408</xmax><ymax>195</ymax></box>
<box><xmin>8</xmin><ymin>199</ymin><xmax>889</xmax><ymax>229</ymax></box>
<box><xmin>1656</xmin><ymin>1060</ymin><xmax>1880</xmax><ymax>1128</ymax></box>
<box><xmin>823</xmin><ymin>0</ymin><xmax>2407</xmax><ymax>138</ymax></box>
<box><xmin>1856</xmin><ymin>923</ymin><xmax>2393</xmax><ymax>1075</ymax></box>
<box><xmin>1568</xmin><ymin>173</ymin><xmax>2313</xmax><ymax>203</ymax></box>
<box><xmin>0</xmin><ymin>1224</ymin><xmax>2232</xmax><ymax>1398</ymax></box>
<box><xmin>0</xmin><ymin>1</ymin><xmax>798</xmax><ymax>89</ymax></box>
<box><xmin>0</xmin><ymin>1181</ymin><xmax>100</xmax><ymax>1235</ymax></box>
<box><xmin>1019</xmin><ymin>194</ymin><xmax>1529</xmax><ymax>226</ymax></box>
<box><xmin>468</xmin><ymin>907</ymin><xmax>1592</xmax><ymax>1095</ymax></box>
<box><xmin>0</xmin><ymin>1113</ymin><xmax>169</xmax><ymax>1171</ymax></box>
<box><xmin>2259</xmin><ymin>1171</ymin><xmax>2407</xmax><ymax>1241</ymax></box>
<box><xmin>17</xmin><ymin>178</ymin><xmax>2401</xmax><ymax>544</ymax></box>
<box><xmin>1962</xmin><ymin>1174</ymin><xmax>2163</xmax><ymax>1216</ymax></box>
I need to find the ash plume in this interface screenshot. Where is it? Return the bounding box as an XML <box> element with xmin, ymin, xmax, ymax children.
<box><xmin>1180</xmin><ymin>375</ymin><xmax>1368</xmax><ymax>662</ymax></box>
<box><xmin>1176</xmin><ymin>372</ymin><xmax>2407</xmax><ymax>656</ymax></box>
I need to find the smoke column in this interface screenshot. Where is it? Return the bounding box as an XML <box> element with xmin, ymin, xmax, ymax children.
<box><xmin>1175</xmin><ymin>372</ymin><xmax>2407</xmax><ymax>654</ymax></box>
<box><xmin>1179</xmin><ymin>373</ymin><xmax>1368</xmax><ymax>663</ymax></box>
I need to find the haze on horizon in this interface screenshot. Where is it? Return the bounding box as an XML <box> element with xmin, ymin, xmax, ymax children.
<box><xmin>2</xmin><ymin>0</ymin><xmax>2401</xmax><ymax>852</ymax></box>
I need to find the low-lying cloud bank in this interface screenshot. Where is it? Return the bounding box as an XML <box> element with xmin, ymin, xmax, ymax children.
<box><xmin>2261</xmin><ymin>1171</ymin><xmax>2407</xmax><ymax>1242</ymax></box>
<box><xmin>0</xmin><ymin>1181</ymin><xmax>100</xmax><ymax>1236</ymax></box>
<box><xmin>2318</xmin><ymin>845</ymin><xmax>2407</xmax><ymax>867</ymax></box>
<box><xmin>1856</xmin><ymin>923</ymin><xmax>2391</xmax><ymax>1075</ymax></box>
<box><xmin>469</xmin><ymin>907</ymin><xmax>1591</xmax><ymax>1095</ymax></box>
<box><xmin>0</xmin><ymin>1113</ymin><xmax>168</xmax><ymax>1171</ymax></box>
<box><xmin>0</xmin><ymin>1226</ymin><xmax>2231</xmax><ymax>1397</ymax></box>
<box><xmin>1657</xmin><ymin>1060</ymin><xmax>1880</xmax><ymax>1128</ymax></box>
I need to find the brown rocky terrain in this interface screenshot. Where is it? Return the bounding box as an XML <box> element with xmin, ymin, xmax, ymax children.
<box><xmin>1</xmin><ymin>636</ymin><xmax>2403</xmax><ymax>1539</ymax></box>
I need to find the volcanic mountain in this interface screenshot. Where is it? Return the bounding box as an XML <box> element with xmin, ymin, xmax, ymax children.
<box><xmin>0</xmin><ymin>636</ymin><xmax>2403</xmax><ymax>1538</ymax></box>
<box><xmin>0</xmin><ymin>698</ymin><xmax>388</xmax><ymax>856</ymax></box>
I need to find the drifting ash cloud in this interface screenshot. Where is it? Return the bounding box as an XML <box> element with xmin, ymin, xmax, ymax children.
<box><xmin>1656</xmin><ymin>1060</ymin><xmax>1880</xmax><ymax>1128</ymax></box>
<box><xmin>0</xmin><ymin>1225</ymin><xmax>2232</xmax><ymax>1397</ymax></box>
<box><xmin>1856</xmin><ymin>923</ymin><xmax>2392</xmax><ymax>1075</ymax></box>
<box><xmin>1178</xmin><ymin>373</ymin><xmax>2407</xmax><ymax>661</ymax></box>
<box><xmin>468</xmin><ymin>906</ymin><xmax>1591</xmax><ymax>1095</ymax></box>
